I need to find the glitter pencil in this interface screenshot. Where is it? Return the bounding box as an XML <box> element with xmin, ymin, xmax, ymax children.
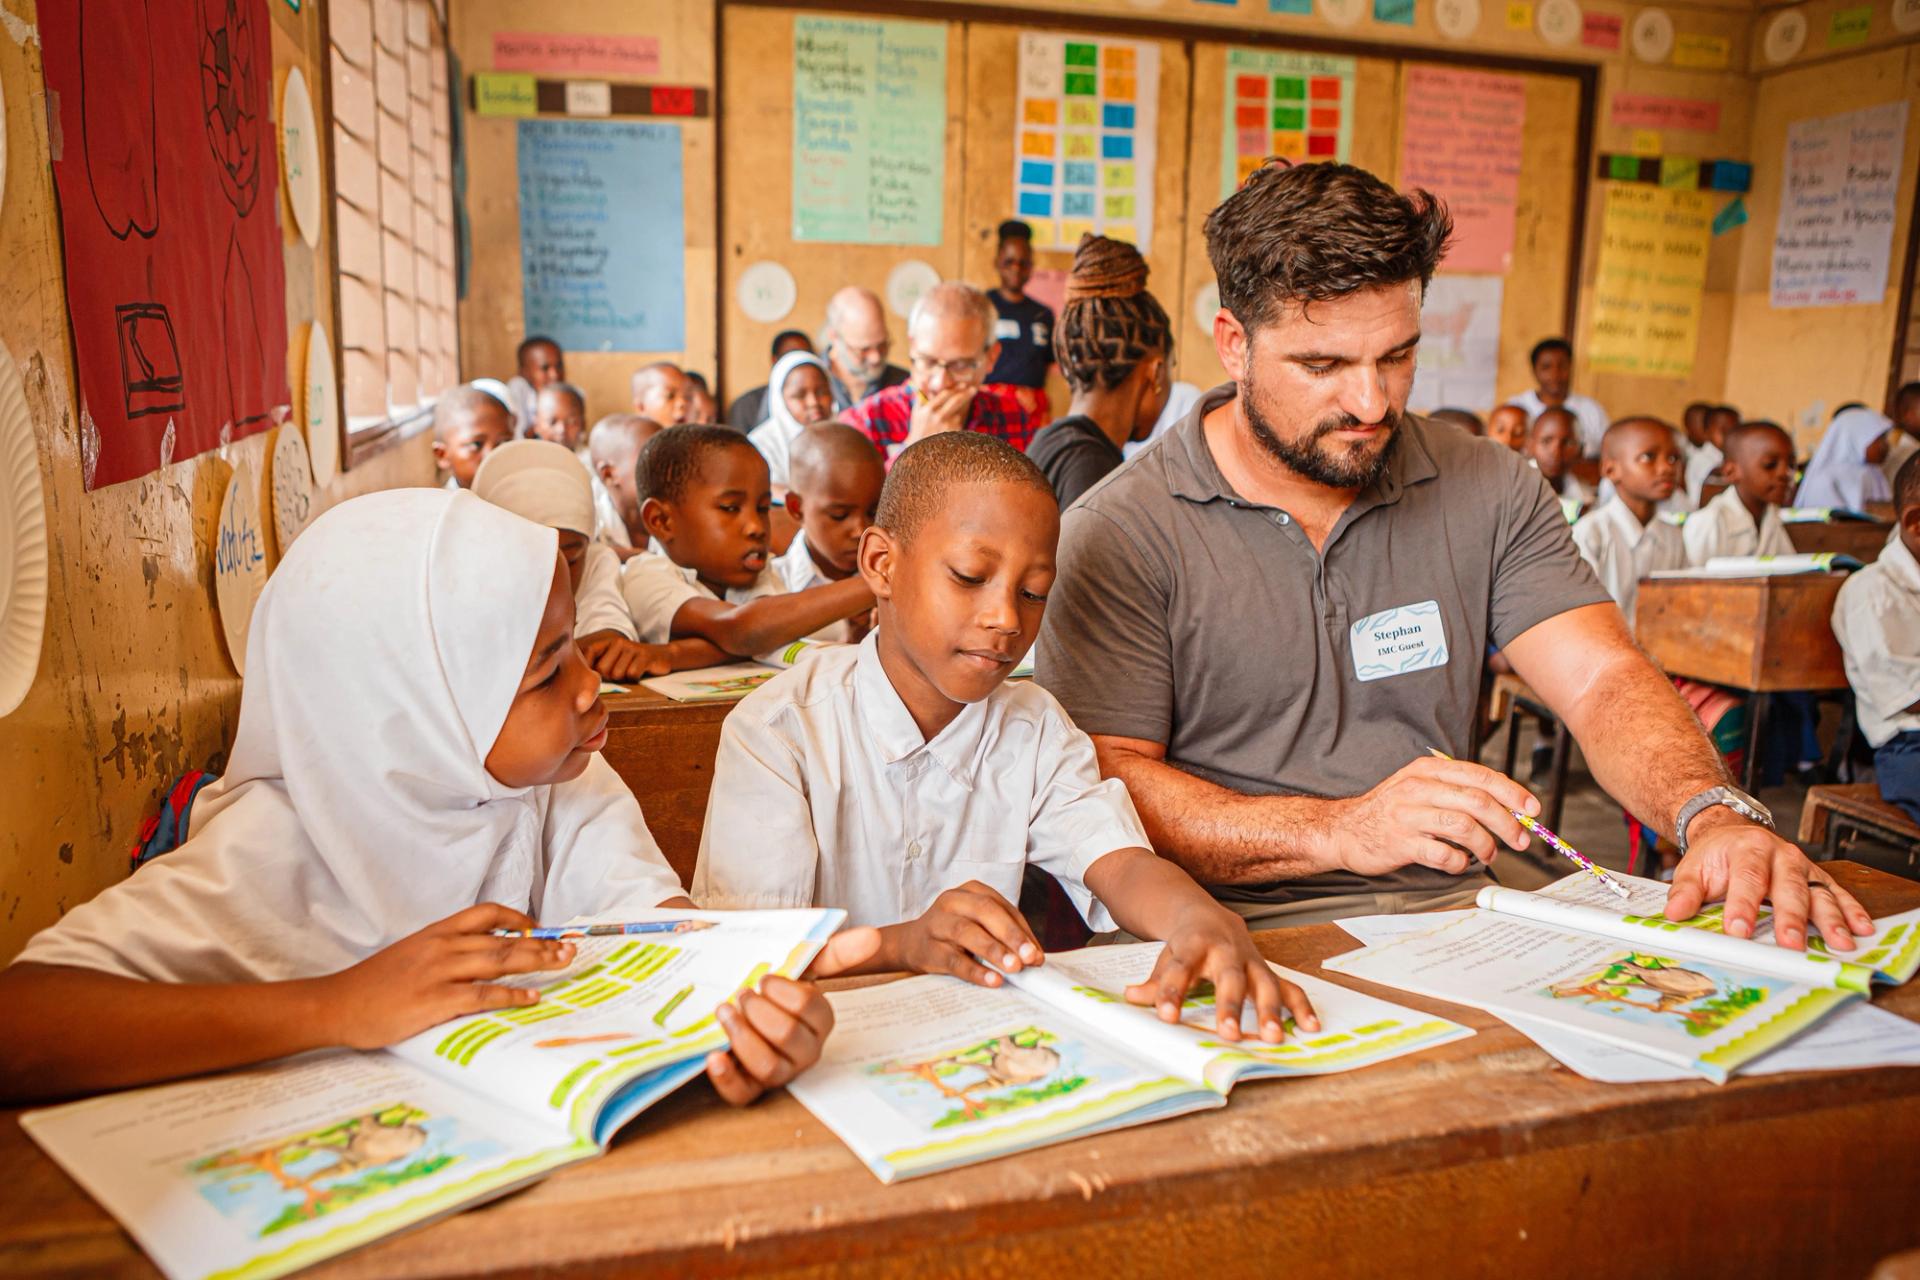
<box><xmin>1427</xmin><ymin>749</ymin><xmax>1632</xmax><ymax>901</ymax></box>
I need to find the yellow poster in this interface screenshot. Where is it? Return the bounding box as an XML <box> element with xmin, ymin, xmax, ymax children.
<box><xmin>1588</xmin><ymin>185</ymin><xmax>1711</xmax><ymax>379</ymax></box>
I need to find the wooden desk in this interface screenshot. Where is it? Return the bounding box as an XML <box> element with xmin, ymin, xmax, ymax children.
<box><xmin>1786</xmin><ymin>519</ymin><xmax>1891</xmax><ymax>563</ymax></box>
<box><xmin>1636</xmin><ymin>573</ymin><xmax>1850</xmax><ymax>789</ymax></box>
<box><xmin>599</xmin><ymin>687</ymin><xmax>738</xmax><ymax>888</ymax></box>
<box><xmin>5</xmin><ymin>863</ymin><xmax>1918</xmax><ymax>1279</ymax></box>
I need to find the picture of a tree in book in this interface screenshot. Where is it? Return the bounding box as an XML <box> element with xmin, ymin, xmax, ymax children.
<box><xmin>872</xmin><ymin>1027</ymin><xmax>1085</xmax><ymax>1128</ymax></box>
<box><xmin>693</xmin><ymin>673</ymin><xmax>775</xmax><ymax>695</ymax></box>
<box><xmin>190</xmin><ymin>1103</ymin><xmax>495</xmax><ymax>1238</ymax></box>
<box><xmin>1545</xmin><ymin>952</ymin><xmax>1766</xmax><ymax>1035</ymax></box>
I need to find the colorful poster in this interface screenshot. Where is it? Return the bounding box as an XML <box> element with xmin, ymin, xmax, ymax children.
<box><xmin>1408</xmin><ymin>275</ymin><xmax>1503</xmax><ymax>413</ymax></box>
<box><xmin>1012</xmin><ymin>33</ymin><xmax>1161</xmax><ymax>255</ymax></box>
<box><xmin>38</xmin><ymin>0</ymin><xmax>291</xmax><ymax>489</ymax></box>
<box><xmin>1220</xmin><ymin>48</ymin><xmax>1356</xmax><ymax>200</ymax></box>
<box><xmin>792</xmin><ymin>17</ymin><xmax>948</xmax><ymax>245</ymax></box>
<box><xmin>1398</xmin><ymin>66</ymin><xmax>1526</xmax><ymax>274</ymax></box>
<box><xmin>1772</xmin><ymin>101</ymin><xmax>1907</xmax><ymax>308</ymax></box>
<box><xmin>1588</xmin><ymin>185</ymin><xmax>1711</xmax><ymax>378</ymax></box>
<box><xmin>1609</xmin><ymin>93</ymin><xmax>1721</xmax><ymax>134</ymax></box>
<box><xmin>518</xmin><ymin>120</ymin><xmax>686</xmax><ymax>352</ymax></box>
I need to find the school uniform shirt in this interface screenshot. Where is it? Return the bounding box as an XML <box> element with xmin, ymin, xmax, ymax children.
<box><xmin>1682</xmin><ymin>486</ymin><xmax>1795</xmax><ymax>565</ymax></box>
<box><xmin>986</xmin><ymin>294</ymin><xmax>1055</xmax><ymax>389</ymax></box>
<box><xmin>1832</xmin><ymin>537</ymin><xmax>1920</xmax><ymax>748</ymax></box>
<box><xmin>1685</xmin><ymin>442</ymin><xmax>1724</xmax><ymax>505</ymax></box>
<box><xmin>691</xmin><ymin>634</ymin><xmax>1136</xmax><ymax>931</ymax></box>
<box><xmin>620</xmin><ymin>549</ymin><xmax>786</xmax><ymax>645</ymax></box>
<box><xmin>1028</xmin><ymin>414</ymin><xmax>1126</xmax><ymax>510</ymax></box>
<box><xmin>17</xmin><ymin>490</ymin><xmax>684</xmax><ymax>985</ymax></box>
<box><xmin>1508</xmin><ymin>389</ymin><xmax>1610</xmax><ymax>459</ymax></box>
<box><xmin>1527</xmin><ymin>460</ymin><xmax>1594</xmax><ymax>521</ymax></box>
<box><xmin>590</xmin><ymin>472</ymin><xmax>633</xmax><ymax>550</ymax></box>
<box><xmin>843</xmin><ymin>382</ymin><xmax>1043</xmax><ymax>454</ymax></box>
<box><xmin>575</xmin><ymin>542</ymin><xmax>637</xmax><ymax>640</ymax></box>
<box><xmin>775</xmin><ymin>532</ymin><xmax>856</xmax><ymax>644</ymax></box>
<box><xmin>1884</xmin><ymin>430</ymin><xmax>1919</xmax><ymax>490</ymax></box>
<box><xmin>1571</xmin><ymin>497</ymin><xmax>1686</xmax><ymax>626</ymax></box>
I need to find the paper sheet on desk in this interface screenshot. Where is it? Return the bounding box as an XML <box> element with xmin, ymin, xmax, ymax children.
<box><xmin>1334</xmin><ymin>912</ymin><xmax>1920</xmax><ymax>1082</ymax></box>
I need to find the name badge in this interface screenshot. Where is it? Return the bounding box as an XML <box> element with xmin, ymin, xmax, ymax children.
<box><xmin>1032</xmin><ymin>322</ymin><xmax>1050</xmax><ymax>345</ymax></box>
<box><xmin>993</xmin><ymin>318</ymin><xmax>1021</xmax><ymax>341</ymax></box>
<box><xmin>1350</xmin><ymin>600</ymin><xmax>1449</xmax><ymax>682</ymax></box>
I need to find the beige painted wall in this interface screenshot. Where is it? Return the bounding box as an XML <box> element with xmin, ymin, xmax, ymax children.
<box><xmin>0</xmin><ymin>3</ymin><xmax>433</xmax><ymax>961</ymax></box>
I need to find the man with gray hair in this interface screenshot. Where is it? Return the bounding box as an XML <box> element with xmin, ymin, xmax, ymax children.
<box><xmin>821</xmin><ymin>286</ymin><xmax>909</xmax><ymax>412</ymax></box>
<box><xmin>841</xmin><ymin>280</ymin><xmax>1043</xmax><ymax>454</ymax></box>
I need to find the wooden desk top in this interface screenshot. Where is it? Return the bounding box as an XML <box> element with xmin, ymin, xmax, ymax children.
<box><xmin>1786</xmin><ymin>519</ymin><xmax>1891</xmax><ymax>563</ymax></box>
<box><xmin>1635</xmin><ymin>572</ymin><xmax>1850</xmax><ymax>692</ymax></box>
<box><xmin>6</xmin><ymin>863</ymin><xmax>1919</xmax><ymax>1279</ymax></box>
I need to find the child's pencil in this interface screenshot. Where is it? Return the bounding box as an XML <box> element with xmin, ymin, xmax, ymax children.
<box><xmin>494</xmin><ymin>921</ymin><xmax>699</xmax><ymax>940</ymax></box>
<box><xmin>1426</xmin><ymin>749</ymin><xmax>1632</xmax><ymax>901</ymax></box>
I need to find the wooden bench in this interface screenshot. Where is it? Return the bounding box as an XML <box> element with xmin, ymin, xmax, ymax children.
<box><xmin>1800</xmin><ymin>783</ymin><xmax>1920</xmax><ymax>878</ymax></box>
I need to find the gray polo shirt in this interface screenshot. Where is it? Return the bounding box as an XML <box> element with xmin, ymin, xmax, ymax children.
<box><xmin>1034</xmin><ymin>383</ymin><xmax>1613</xmax><ymax>904</ymax></box>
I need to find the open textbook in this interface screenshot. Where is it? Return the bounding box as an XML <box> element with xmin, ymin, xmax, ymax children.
<box><xmin>1649</xmin><ymin>552</ymin><xmax>1862</xmax><ymax>578</ymax></box>
<box><xmin>789</xmin><ymin>941</ymin><xmax>1472</xmax><ymax>1183</ymax></box>
<box><xmin>1326</xmin><ymin>872</ymin><xmax>1920</xmax><ymax>1084</ymax></box>
<box><xmin>20</xmin><ymin>908</ymin><xmax>844</xmax><ymax>1280</ymax></box>
<box><xmin>638</xmin><ymin>639</ymin><xmax>841</xmax><ymax>702</ymax></box>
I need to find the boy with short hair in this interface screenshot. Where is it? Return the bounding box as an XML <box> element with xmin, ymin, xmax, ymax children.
<box><xmin>1485</xmin><ymin>403</ymin><xmax>1527</xmax><ymax>452</ymax></box>
<box><xmin>431</xmin><ymin>385</ymin><xmax>516</xmax><ymax>490</ymax></box>
<box><xmin>532</xmin><ymin>381</ymin><xmax>588</xmax><ymax>453</ymax></box>
<box><xmin>506</xmin><ymin>335</ymin><xmax>564</xmax><ymax>430</ymax></box>
<box><xmin>1686</xmin><ymin>404</ymin><xmax>1740</xmax><ymax>505</ymax></box>
<box><xmin>1571</xmin><ymin>418</ymin><xmax>1685</xmax><ymax>625</ymax></box>
<box><xmin>632</xmin><ymin>362</ymin><xmax>694</xmax><ymax>426</ymax></box>
<box><xmin>586</xmin><ymin>412</ymin><xmax>663</xmax><ymax>555</ymax></box>
<box><xmin>621</xmin><ymin>425</ymin><xmax>874</xmax><ymax>663</ymax></box>
<box><xmin>1683</xmin><ymin>421</ymin><xmax>1796</xmax><ymax>564</ymax></box>
<box><xmin>686</xmin><ymin>371</ymin><xmax>720</xmax><ymax>425</ymax></box>
<box><xmin>777</xmin><ymin>424</ymin><xmax>885</xmax><ymax>643</ymax></box>
<box><xmin>1525</xmin><ymin>406</ymin><xmax>1594</xmax><ymax>519</ymax></box>
<box><xmin>1833</xmin><ymin>454</ymin><xmax>1920</xmax><ymax>822</ymax></box>
<box><xmin>693</xmin><ymin>433</ymin><xmax>1317</xmax><ymax>1041</ymax></box>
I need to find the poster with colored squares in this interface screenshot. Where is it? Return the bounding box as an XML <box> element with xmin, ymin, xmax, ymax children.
<box><xmin>1221</xmin><ymin>49</ymin><xmax>1356</xmax><ymax>201</ymax></box>
<box><xmin>1012</xmin><ymin>33</ymin><xmax>1160</xmax><ymax>256</ymax></box>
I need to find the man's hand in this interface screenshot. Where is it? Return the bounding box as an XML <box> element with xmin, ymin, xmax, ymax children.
<box><xmin>878</xmin><ymin>881</ymin><xmax>1042</xmax><ymax>987</ymax></box>
<box><xmin>577</xmin><ymin>632</ymin><xmax>673</xmax><ymax>682</ymax></box>
<box><xmin>905</xmin><ymin>387</ymin><xmax>975</xmax><ymax>446</ymax></box>
<box><xmin>1329</xmin><ymin>756</ymin><xmax>1538</xmax><ymax>877</ymax></box>
<box><xmin>1667</xmin><ymin>811</ymin><xmax>1875</xmax><ymax>950</ymax></box>
<box><xmin>1124</xmin><ymin>905</ymin><xmax>1318</xmax><ymax>1042</ymax></box>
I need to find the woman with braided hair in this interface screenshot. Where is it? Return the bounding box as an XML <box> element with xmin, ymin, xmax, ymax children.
<box><xmin>1027</xmin><ymin>234</ymin><xmax>1173</xmax><ymax>507</ymax></box>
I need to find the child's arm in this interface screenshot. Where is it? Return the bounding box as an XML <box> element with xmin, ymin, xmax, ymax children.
<box><xmin>0</xmin><ymin>903</ymin><xmax>573</xmax><ymax>1103</ymax></box>
<box><xmin>1085</xmin><ymin>848</ymin><xmax>1319</xmax><ymax>1043</ymax></box>
<box><xmin>668</xmin><ymin>577</ymin><xmax>873</xmax><ymax>657</ymax></box>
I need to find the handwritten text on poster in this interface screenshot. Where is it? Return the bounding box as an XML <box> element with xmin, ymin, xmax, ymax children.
<box><xmin>1398</xmin><ymin>67</ymin><xmax>1526</xmax><ymax>273</ymax></box>
<box><xmin>1588</xmin><ymin>185</ymin><xmax>1711</xmax><ymax>378</ymax></box>
<box><xmin>1771</xmin><ymin>101</ymin><xmax>1907</xmax><ymax>308</ymax></box>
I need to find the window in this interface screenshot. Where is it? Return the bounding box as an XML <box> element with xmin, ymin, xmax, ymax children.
<box><xmin>328</xmin><ymin>0</ymin><xmax>458</xmax><ymax>454</ymax></box>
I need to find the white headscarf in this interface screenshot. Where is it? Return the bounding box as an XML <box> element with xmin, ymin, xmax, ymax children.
<box><xmin>19</xmin><ymin>489</ymin><xmax>682</xmax><ymax>985</ymax></box>
<box><xmin>472</xmin><ymin>439</ymin><xmax>596</xmax><ymax>536</ymax></box>
<box><xmin>1797</xmin><ymin>407</ymin><xmax>1893</xmax><ymax>511</ymax></box>
<box><xmin>749</xmin><ymin>350</ymin><xmax>831</xmax><ymax>487</ymax></box>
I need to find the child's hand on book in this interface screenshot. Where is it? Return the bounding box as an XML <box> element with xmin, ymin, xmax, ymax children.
<box><xmin>707</xmin><ymin>976</ymin><xmax>836</xmax><ymax>1105</ymax></box>
<box><xmin>881</xmin><ymin>882</ymin><xmax>1044</xmax><ymax>988</ymax></box>
<box><xmin>1125</xmin><ymin>909</ymin><xmax>1320</xmax><ymax>1043</ymax></box>
<box><xmin>321</xmin><ymin>903</ymin><xmax>577</xmax><ymax>1049</ymax></box>
<box><xmin>579</xmin><ymin>633</ymin><xmax>673</xmax><ymax>682</ymax></box>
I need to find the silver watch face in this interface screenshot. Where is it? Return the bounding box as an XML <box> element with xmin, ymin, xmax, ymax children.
<box><xmin>1721</xmin><ymin>787</ymin><xmax>1776</xmax><ymax>828</ymax></box>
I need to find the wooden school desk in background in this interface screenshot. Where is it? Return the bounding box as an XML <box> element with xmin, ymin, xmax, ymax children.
<box><xmin>1786</xmin><ymin>519</ymin><xmax>1892</xmax><ymax>563</ymax></box>
<box><xmin>1634</xmin><ymin>573</ymin><xmax>1849</xmax><ymax>792</ymax></box>
<box><xmin>4</xmin><ymin>861</ymin><xmax>1917</xmax><ymax>1279</ymax></box>
<box><xmin>599</xmin><ymin>685</ymin><xmax>737</xmax><ymax>886</ymax></box>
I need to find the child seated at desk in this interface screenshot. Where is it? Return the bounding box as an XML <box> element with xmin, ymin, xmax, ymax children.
<box><xmin>506</xmin><ymin>334</ymin><xmax>564</xmax><ymax>431</ymax></box>
<box><xmin>431</xmin><ymin>385</ymin><xmax>515</xmax><ymax>490</ymax></box>
<box><xmin>1485</xmin><ymin>403</ymin><xmax>1527</xmax><ymax>452</ymax></box>
<box><xmin>0</xmin><ymin>490</ymin><xmax>869</xmax><ymax>1104</ymax></box>
<box><xmin>1525</xmin><ymin>407</ymin><xmax>1593</xmax><ymax>520</ymax></box>
<box><xmin>531</xmin><ymin>381</ymin><xmax>588</xmax><ymax>454</ymax></box>
<box><xmin>1685</xmin><ymin>404</ymin><xmax>1739</xmax><ymax>506</ymax></box>
<box><xmin>473</xmin><ymin>440</ymin><xmax>678</xmax><ymax>683</ymax></box>
<box><xmin>776</xmin><ymin>423</ymin><xmax>884</xmax><ymax>644</ymax></box>
<box><xmin>621</xmin><ymin>425</ymin><xmax>873</xmax><ymax>665</ymax></box>
<box><xmin>585</xmin><ymin>412</ymin><xmax>663</xmax><ymax>557</ymax></box>
<box><xmin>1684</xmin><ymin>421</ymin><xmax>1796</xmax><ymax>564</ymax></box>
<box><xmin>1833</xmin><ymin>454</ymin><xmax>1920</xmax><ymax>823</ymax></box>
<box><xmin>691</xmin><ymin>433</ymin><xmax>1319</xmax><ymax>1044</ymax></box>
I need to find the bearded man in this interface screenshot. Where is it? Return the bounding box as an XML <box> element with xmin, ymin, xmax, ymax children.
<box><xmin>1032</xmin><ymin>160</ymin><xmax>1872</xmax><ymax>953</ymax></box>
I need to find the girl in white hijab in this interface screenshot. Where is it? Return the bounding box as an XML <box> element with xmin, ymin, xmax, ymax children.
<box><xmin>748</xmin><ymin>349</ymin><xmax>835</xmax><ymax>488</ymax></box>
<box><xmin>0</xmin><ymin>489</ymin><xmax>870</xmax><ymax>1104</ymax></box>
<box><xmin>1796</xmin><ymin>405</ymin><xmax>1894</xmax><ymax>511</ymax></box>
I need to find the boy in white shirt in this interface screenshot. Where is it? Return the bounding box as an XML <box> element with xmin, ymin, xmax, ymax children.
<box><xmin>505</xmin><ymin>336</ymin><xmax>563</xmax><ymax>432</ymax></box>
<box><xmin>1524</xmin><ymin>406</ymin><xmax>1594</xmax><ymax>520</ymax></box>
<box><xmin>1571</xmin><ymin>418</ymin><xmax>1685</xmax><ymax>625</ymax></box>
<box><xmin>621</xmin><ymin>425</ymin><xmax>873</xmax><ymax>666</ymax></box>
<box><xmin>1684</xmin><ymin>404</ymin><xmax>1738</xmax><ymax>506</ymax></box>
<box><xmin>1832</xmin><ymin>455</ymin><xmax>1920</xmax><ymax>823</ymax></box>
<box><xmin>471</xmin><ymin>440</ymin><xmax>673</xmax><ymax>683</ymax></box>
<box><xmin>530</xmin><ymin>381</ymin><xmax>588</xmax><ymax>453</ymax></box>
<box><xmin>776</xmin><ymin>424</ymin><xmax>884</xmax><ymax>644</ymax></box>
<box><xmin>693</xmin><ymin>433</ymin><xmax>1318</xmax><ymax>1043</ymax></box>
<box><xmin>585</xmin><ymin>412</ymin><xmax>662</xmax><ymax>557</ymax></box>
<box><xmin>1683</xmin><ymin>421</ymin><xmax>1796</xmax><ymax>565</ymax></box>
<box><xmin>430</xmin><ymin>385</ymin><xmax>514</xmax><ymax>491</ymax></box>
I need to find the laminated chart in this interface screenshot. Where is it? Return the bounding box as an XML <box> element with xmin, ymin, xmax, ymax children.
<box><xmin>1220</xmin><ymin>49</ymin><xmax>1356</xmax><ymax>200</ymax></box>
<box><xmin>1012</xmin><ymin>34</ymin><xmax>1160</xmax><ymax>256</ymax></box>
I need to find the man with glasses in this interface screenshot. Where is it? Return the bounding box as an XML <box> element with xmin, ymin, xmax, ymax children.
<box><xmin>842</xmin><ymin>281</ymin><xmax>1043</xmax><ymax>455</ymax></box>
<box><xmin>822</xmin><ymin>286</ymin><xmax>909</xmax><ymax>413</ymax></box>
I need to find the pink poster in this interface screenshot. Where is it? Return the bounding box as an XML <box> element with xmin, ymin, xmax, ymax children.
<box><xmin>1397</xmin><ymin>67</ymin><xmax>1526</xmax><ymax>274</ymax></box>
<box><xmin>492</xmin><ymin>32</ymin><xmax>661</xmax><ymax>77</ymax></box>
<box><xmin>1609</xmin><ymin>93</ymin><xmax>1722</xmax><ymax>135</ymax></box>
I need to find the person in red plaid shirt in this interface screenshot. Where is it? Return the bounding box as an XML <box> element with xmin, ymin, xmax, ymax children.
<box><xmin>841</xmin><ymin>281</ymin><xmax>1042</xmax><ymax>455</ymax></box>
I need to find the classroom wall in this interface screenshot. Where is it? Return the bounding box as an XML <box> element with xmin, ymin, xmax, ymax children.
<box><xmin>0</xmin><ymin>3</ymin><xmax>434</xmax><ymax>961</ymax></box>
<box><xmin>450</xmin><ymin>0</ymin><xmax>719</xmax><ymax>426</ymax></box>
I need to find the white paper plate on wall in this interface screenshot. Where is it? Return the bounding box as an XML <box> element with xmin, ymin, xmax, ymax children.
<box><xmin>303</xmin><ymin>322</ymin><xmax>340</xmax><ymax>486</ymax></box>
<box><xmin>0</xmin><ymin>339</ymin><xmax>47</xmax><ymax>717</ymax></box>
<box><xmin>279</xmin><ymin>67</ymin><xmax>322</xmax><ymax>248</ymax></box>
<box><xmin>213</xmin><ymin>461</ymin><xmax>268</xmax><ymax>675</ymax></box>
<box><xmin>885</xmin><ymin>260</ymin><xmax>942</xmax><ymax>320</ymax></box>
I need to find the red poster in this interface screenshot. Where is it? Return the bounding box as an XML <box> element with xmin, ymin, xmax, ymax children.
<box><xmin>1581</xmin><ymin>12</ymin><xmax>1623</xmax><ymax>49</ymax></box>
<box><xmin>40</xmin><ymin>0</ymin><xmax>290</xmax><ymax>490</ymax></box>
<box><xmin>1609</xmin><ymin>93</ymin><xmax>1722</xmax><ymax>135</ymax></box>
<box><xmin>1397</xmin><ymin>66</ymin><xmax>1526</xmax><ymax>274</ymax></box>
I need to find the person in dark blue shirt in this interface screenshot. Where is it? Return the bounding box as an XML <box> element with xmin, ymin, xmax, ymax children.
<box><xmin>987</xmin><ymin>220</ymin><xmax>1056</xmax><ymax>412</ymax></box>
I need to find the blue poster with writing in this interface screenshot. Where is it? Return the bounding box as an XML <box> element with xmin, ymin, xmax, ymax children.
<box><xmin>517</xmin><ymin>120</ymin><xmax>686</xmax><ymax>352</ymax></box>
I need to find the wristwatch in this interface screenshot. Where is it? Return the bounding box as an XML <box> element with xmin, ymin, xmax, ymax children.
<box><xmin>1675</xmin><ymin>785</ymin><xmax>1776</xmax><ymax>855</ymax></box>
